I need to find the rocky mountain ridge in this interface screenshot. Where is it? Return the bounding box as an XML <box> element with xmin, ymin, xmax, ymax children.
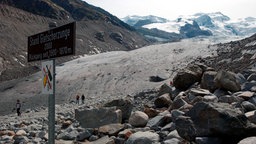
<box><xmin>122</xmin><ymin>12</ymin><xmax>256</xmax><ymax>42</ymax></box>
<box><xmin>0</xmin><ymin>0</ymin><xmax>149</xmax><ymax>82</ymax></box>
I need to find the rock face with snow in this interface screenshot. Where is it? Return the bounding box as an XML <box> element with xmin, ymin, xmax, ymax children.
<box><xmin>122</xmin><ymin>12</ymin><xmax>256</xmax><ymax>42</ymax></box>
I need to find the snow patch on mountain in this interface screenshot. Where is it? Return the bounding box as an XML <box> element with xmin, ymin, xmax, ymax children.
<box><xmin>122</xmin><ymin>12</ymin><xmax>256</xmax><ymax>39</ymax></box>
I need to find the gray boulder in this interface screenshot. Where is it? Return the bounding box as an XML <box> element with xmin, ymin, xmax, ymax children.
<box><xmin>238</xmin><ymin>136</ymin><xmax>256</xmax><ymax>144</ymax></box>
<box><xmin>104</xmin><ymin>98</ymin><xmax>133</xmax><ymax>122</ymax></box>
<box><xmin>176</xmin><ymin>102</ymin><xmax>256</xmax><ymax>143</ymax></box>
<box><xmin>125</xmin><ymin>131</ymin><xmax>160</xmax><ymax>144</ymax></box>
<box><xmin>75</xmin><ymin>107</ymin><xmax>122</xmax><ymax>128</ymax></box>
<box><xmin>214</xmin><ymin>70</ymin><xmax>241</xmax><ymax>92</ymax></box>
<box><xmin>128</xmin><ymin>111</ymin><xmax>149</xmax><ymax>127</ymax></box>
<box><xmin>157</xmin><ymin>83</ymin><xmax>173</xmax><ymax>97</ymax></box>
<box><xmin>200</xmin><ymin>71</ymin><xmax>218</xmax><ymax>92</ymax></box>
<box><xmin>154</xmin><ymin>93</ymin><xmax>172</xmax><ymax>108</ymax></box>
<box><xmin>173</xmin><ymin>65</ymin><xmax>203</xmax><ymax>90</ymax></box>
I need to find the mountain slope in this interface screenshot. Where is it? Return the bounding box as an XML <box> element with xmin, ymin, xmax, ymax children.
<box><xmin>0</xmin><ymin>38</ymin><xmax>217</xmax><ymax>116</ymax></box>
<box><xmin>0</xmin><ymin>0</ymin><xmax>149</xmax><ymax>82</ymax></box>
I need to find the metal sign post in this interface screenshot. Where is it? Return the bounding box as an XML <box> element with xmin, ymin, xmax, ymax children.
<box><xmin>42</xmin><ymin>59</ymin><xmax>55</xmax><ymax>144</ymax></box>
<box><xmin>27</xmin><ymin>22</ymin><xmax>76</xmax><ymax>144</ymax></box>
<box><xmin>48</xmin><ymin>59</ymin><xmax>55</xmax><ymax>144</ymax></box>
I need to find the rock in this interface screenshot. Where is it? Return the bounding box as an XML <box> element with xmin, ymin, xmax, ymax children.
<box><xmin>128</xmin><ymin>111</ymin><xmax>149</xmax><ymax>127</ymax></box>
<box><xmin>218</xmin><ymin>95</ymin><xmax>243</xmax><ymax>104</ymax></box>
<box><xmin>95</xmin><ymin>31</ymin><xmax>105</xmax><ymax>42</ymax></box>
<box><xmin>175</xmin><ymin>116</ymin><xmax>196</xmax><ymax>141</ymax></box>
<box><xmin>118</xmin><ymin>129</ymin><xmax>133</xmax><ymax>139</ymax></box>
<box><xmin>245</xmin><ymin>110</ymin><xmax>256</xmax><ymax>124</ymax></box>
<box><xmin>247</xmin><ymin>73</ymin><xmax>256</xmax><ymax>81</ymax></box>
<box><xmin>57</xmin><ymin>129</ymin><xmax>79</xmax><ymax>140</ymax></box>
<box><xmin>164</xmin><ymin>130</ymin><xmax>181</xmax><ymax>140</ymax></box>
<box><xmin>242</xmin><ymin>81</ymin><xmax>256</xmax><ymax>91</ymax></box>
<box><xmin>75</xmin><ymin>107</ymin><xmax>122</xmax><ymax>128</ymax></box>
<box><xmin>76</xmin><ymin>129</ymin><xmax>92</xmax><ymax>141</ymax></box>
<box><xmin>149</xmin><ymin>75</ymin><xmax>166</xmax><ymax>82</ymax></box>
<box><xmin>15</xmin><ymin>130</ymin><xmax>26</xmax><ymax>136</ymax></box>
<box><xmin>125</xmin><ymin>131</ymin><xmax>160</xmax><ymax>144</ymax></box>
<box><xmin>203</xmin><ymin>95</ymin><xmax>218</xmax><ymax>102</ymax></box>
<box><xmin>98</xmin><ymin>123</ymin><xmax>124</xmax><ymax>136</ymax></box>
<box><xmin>146</xmin><ymin>115</ymin><xmax>171</xmax><ymax>130</ymax></box>
<box><xmin>214</xmin><ymin>70</ymin><xmax>241</xmax><ymax>92</ymax></box>
<box><xmin>189</xmin><ymin>88</ymin><xmax>211</xmax><ymax>96</ymax></box>
<box><xmin>157</xmin><ymin>83</ymin><xmax>173</xmax><ymax>96</ymax></box>
<box><xmin>61</xmin><ymin>120</ymin><xmax>72</xmax><ymax>129</ymax></box>
<box><xmin>104</xmin><ymin>98</ymin><xmax>133</xmax><ymax>122</ymax></box>
<box><xmin>176</xmin><ymin>101</ymin><xmax>256</xmax><ymax>142</ymax></box>
<box><xmin>154</xmin><ymin>93</ymin><xmax>172</xmax><ymax>108</ymax></box>
<box><xmin>110</xmin><ymin>32</ymin><xmax>123</xmax><ymax>44</ymax></box>
<box><xmin>171</xmin><ymin>110</ymin><xmax>185</xmax><ymax>122</ymax></box>
<box><xmin>144</xmin><ymin>106</ymin><xmax>160</xmax><ymax>118</ymax></box>
<box><xmin>161</xmin><ymin>122</ymin><xmax>176</xmax><ymax>131</ymax></box>
<box><xmin>213</xmin><ymin>88</ymin><xmax>231</xmax><ymax>97</ymax></box>
<box><xmin>162</xmin><ymin>138</ymin><xmax>180</xmax><ymax>144</ymax></box>
<box><xmin>173</xmin><ymin>65</ymin><xmax>203</xmax><ymax>90</ymax></box>
<box><xmin>13</xmin><ymin>135</ymin><xmax>29</xmax><ymax>144</ymax></box>
<box><xmin>195</xmin><ymin>137</ymin><xmax>223</xmax><ymax>144</ymax></box>
<box><xmin>248</xmin><ymin>96</ymin><xmax>256</xmax><ymax>105</ymax></box>
<box><xmin>200</xmin><ymin>71</ymin><xmax>218</xmax><ymax>92</ymax></box>
<box><xmin>238</xmin><ymin>136</ymin><xmax>256</xmax><ymax>144</ymax></box>
<box><xmin>235</xmin><ymin>91</ymin><xmax>255</xmax><ymax>100</ymax></box>
<box><xmin>171</xmin><ymin>98</ymin><xmax>188</xmax><ymax>110</ymax></box>
<box><xmin>90</xmin><ymin>135</ymin><xmax>112</xmax><ymax>144</ymax></box>
<box><xmin>241</xmin><ymin>101</ymin><xmax>256</xmax><ymax>112</ymax></box>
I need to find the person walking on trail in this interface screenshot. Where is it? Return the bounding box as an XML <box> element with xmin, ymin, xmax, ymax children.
<box><xmin>16</xmin><ymin>99</ymin><xmax>21</xmax><ymax>116</ymax></box>
<box><xmin>76</xmin><ymin>95</ymin><xmax>80</xmax><ymax>104</ymax></box>
<box><xmin>81</xmin><ymin>94</ymin><xmax>85</xmax><ymax>104</ymax></box>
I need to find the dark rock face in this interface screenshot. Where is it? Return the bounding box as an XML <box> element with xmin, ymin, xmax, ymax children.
<box><xmin>200</xmin><ymin>71</ymin><xmax>218</xmax><ymax>92</ymax></box>
<box><xmin>179</xmin><ymin>21</ymin><xmax>212</xmax><ymax>38</ymax></box>
<box><xmin>195</xmin><ymin>14</ymin><xmax>215</xmax><ymax>28</ymax></box>
<box><xmin>173</xmin><ymin>65</ymin><xmax>203</xmax><ymax>90</ymax></box>
<box><xmin>214</xmin><ymin>70</ymin><xmax>241</xmax><ymax>92</ymax></box>
<box><xmin>176</xmin><ymin>102</ymin><xmax>256</xmax><ymax>143</ymax></box>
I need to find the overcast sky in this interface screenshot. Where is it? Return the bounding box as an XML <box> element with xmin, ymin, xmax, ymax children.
<box><xmin>84</xmin><ymin>0</ymin><xmax>256</xmax><ymax>20</ymax></box>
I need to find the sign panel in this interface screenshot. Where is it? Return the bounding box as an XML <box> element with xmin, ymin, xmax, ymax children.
<box><xmin>42</xmin><ymin>60</ymin><xmax>54</xmax><ymax>94</ymax></box>
<box><xmin>28</xmin><ymin>22</ymin><xmax>76</xmax><ymax>62</ymax></box>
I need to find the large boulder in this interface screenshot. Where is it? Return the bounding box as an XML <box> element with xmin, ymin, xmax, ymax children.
<box><xmin>173</xmin><ymin>65</ymin><xmax>203</xmax><ymax>90</ymax></box>
<box><xmin>200</xmin><ymin>71</ymin><xmax>218</xmax><ymax>92</ymax></box>
<box><xmin>214</xmin><ymin>70</ymin><xmax>241</xmax><ymax>92</ymax></box>
<box><xmin>104</xmin><ymin>98</ymin><xmax>133</xmax><ymax>122</ymax></box>
<box><xmin>154</xmin><ymin>93</ymin><xmax>172</xmax><ymax>108</ymax></box>
<box><xmin>157</xmin><ymin>83</ymin><xmax>173</xmax><ymax>96</ymax></box>
<box><xmin>75</xmin><ymin>107</ymin><xmax>122</xmax><ymax>128</ymax></box>
<box><xmin>128</xmin><ymin>111</ymin><xmax>149</xmax><ymax>127</ymax></box>
<box><xmin>175</xmin><ymin>102</ymin><xmax>256</xmax><ymax>143</ymax></box>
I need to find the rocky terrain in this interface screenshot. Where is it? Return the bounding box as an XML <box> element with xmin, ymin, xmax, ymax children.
<box><xmin>0</xmin><ymin>0</ymin><xmax>149</xmax><ymax>82</ymax></box>
<box><xmin>0</xmin><ymin>32</ymin><xmax>256</xmax><ymax>143</ymax></box>
<box><xmin>1</xmin><ymin>1</ymin><xmax>256</xmax><ymax>144</ymax></box>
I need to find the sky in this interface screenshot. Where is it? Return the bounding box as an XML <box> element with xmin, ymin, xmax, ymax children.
<box><xmin>83</xmin><ymin>0</ymin><xmax>256</xmax><ymax>20</ymax></box>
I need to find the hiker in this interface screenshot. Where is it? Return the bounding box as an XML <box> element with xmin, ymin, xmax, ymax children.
<box><xmin>81</xmin><ymin>94</ymin><xmax>85</xmax><ymax>104</ymax></box>
<box><xmin>16</xmin><ymin>99</ymin><xmax>21</xmax><ymax>116</ymax></box>
<box><xmin>76</xmin><ymin>95</ymin><xmax>80</xmax><ymax>104</ymax></box>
